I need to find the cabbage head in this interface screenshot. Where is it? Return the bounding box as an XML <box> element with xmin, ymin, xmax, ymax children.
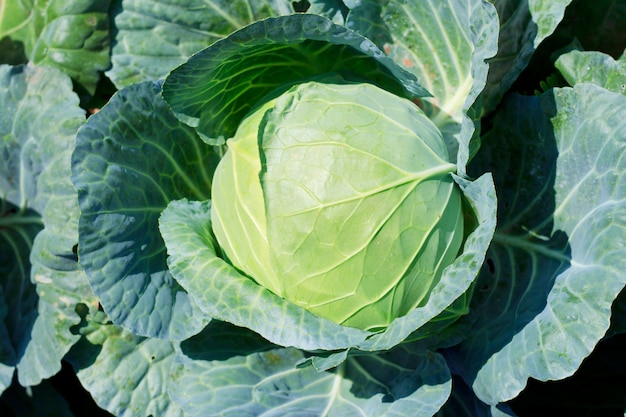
<box><xmin>211</xmin><ymin>78</ymin><xmax>464</xmax><ymax>331</ymax></box>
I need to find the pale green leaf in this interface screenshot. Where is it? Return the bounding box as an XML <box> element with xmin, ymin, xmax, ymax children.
<box><xmin>160</xmin><ymin>168</ymin><xmax>495</xmax><ymax>353</ymax></box>
<box><xmin>357</xmin><ymin>173</ymin><xmax>496</xmax><ymax>352</ymax></box>
<box><xmin>555</xmin><ymin>50</ymin><xmax>626</xmax><ymax>95</ymax></box>
<box><xmin>107</xmin><ymin>0</ymin><xmax>293</xmax><ymax>88</ymax></box>
<box><xmin>170</xmin><ymin>328</ymin><xmax>452</xmax><ymax>417</ymax></box>
<box><xmin>0</xmin><ymin>64</ymin><xmax>95</xmax><ymax>389</ymax></box>
<box><xmin>67</xmin><ymin>313</ymin><xmax>182</xmax><ymax>417</ymax></box>
<box><xmin>528</xmin><ymin>0</ymin><xmax>573</xmax><ymax>44</ymax></box>
<box><xmin>258</xmin><ymin>81</ymin><xmax>461</xmax><ymax>330</ymax></box>
<box><xmin>159</xmin><ymin>199</ymin><xmax>369</xmax><ymax>351</ymax></box>
<box><xmin>378</xmin><ymin>0</ymin><xmax>498</xmax><ymax>171</ymax></box>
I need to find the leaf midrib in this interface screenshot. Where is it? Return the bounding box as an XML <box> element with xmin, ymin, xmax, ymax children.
<box><xmin>279</xmin><ymin>159</ymin><xmax>456</xmax><ymax>217</ymax></box>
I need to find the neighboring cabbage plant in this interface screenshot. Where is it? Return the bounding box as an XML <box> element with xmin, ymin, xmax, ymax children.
<box><xmin>211</xmin><ymin>77</ymin><xmax>464</xmax><ymax>331</ymax></box>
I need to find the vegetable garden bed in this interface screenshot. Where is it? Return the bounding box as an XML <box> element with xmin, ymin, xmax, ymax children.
<box><xmin>1</xmin><ymin>0</ymin><xmax>625</xmax><ymax>415</ymax></box>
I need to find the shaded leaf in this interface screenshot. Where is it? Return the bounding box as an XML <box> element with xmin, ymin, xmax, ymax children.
<box><xmin>0</xmin><ymin>378</ymin><xmax>75</xmax><ymax>417</ymax></box>
<box><xmin>71</xmin><ymin>80</ymin><xmax>219</xmax><ymax>340</ymax></box>
<box><xmin>434</xmin><ymin>375</ymin><xmax>491</xmax><ymax>417</ymax></box>
<box><xmin>452</xmin><ymin>85</ymin><xmax>626</xmax><ymax>405</ymax></box>
<box><xmin>0</xmin><ymin>64</ymin><xmax>93</xmax><ymax>389</ymax></box>
<box><xmin>0</xmin><ymin>202</ymin><xmax>40</xmax><ymax>394</ymax></box>
<box><xmin>162</xmin><ymin>13</ymin><xmax>428</xmax><ymax>144</ymax></box>
<box><xmin>482</xmin><ymin>0</ymin><xmax>573</xmax><ymax>112</ymax></box>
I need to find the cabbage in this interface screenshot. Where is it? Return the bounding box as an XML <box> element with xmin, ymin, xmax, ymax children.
<box><xmin>211</xmin><ymin>80</ymin><xmax>463</xmax><ymax>330</ymax></box>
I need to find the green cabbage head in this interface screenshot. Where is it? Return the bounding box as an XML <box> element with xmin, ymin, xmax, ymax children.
<box><xmin>211</xmin><ymin>78</ymin><xmax>464</xmax><ymax>331</ymax></box>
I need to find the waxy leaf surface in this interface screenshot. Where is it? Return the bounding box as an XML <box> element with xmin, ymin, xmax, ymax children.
<box><xmin>0</xmin><ymin>64</ymin><xmax>95</xmax><ymax>391</ymax></box>
<box><xmin>72</xmin><ymin>80</ymin><xmax>219</xmax><ymax>340</ymax></box>
<box><xmin>169</xmin><ymin>323</ymin><xmax>452</xmax><ymax>417</ymax></box>
<box><xmin>450</xmin><ymin>84</ymin><xmax>626</xmax><ymax>406</ymax></box>
<box><xmin>107</xmin><ymin>0</ymin><xmax>293</xmax><ymax>88</ymax></box>
<box><xmin>163</xmin><ymin>13</ymin><xmax>428</xmax><ymax>144</ymax></box>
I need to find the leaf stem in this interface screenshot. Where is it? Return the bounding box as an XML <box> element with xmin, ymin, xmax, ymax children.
<box><xmin>0</xmin><ymin>215</ymin><xmax>44</xmax><ymax>227</ymax></box>
<box><xmin>321</xmin><ymin>362</ymin><xmax>345</xmax><ymax>417</ymax></box>
<box><xmin>493</xmin><ymin>231</ymin><xmax>571</xmax><ymax>264</ymax></box>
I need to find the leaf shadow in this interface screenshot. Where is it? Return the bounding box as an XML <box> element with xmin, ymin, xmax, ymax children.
<box><xmin>446</xmin><ymin>92</ymin><xmax>572</xmax><ymax>384</ymax></box>
<box><xmin>0</xmin><ymin>37</ymin><xmax>27</xmax><ymax>66</ymax></box>
<box><xmin>179</xmin><ymin>320</ymin><xmax>276</xmax><ymax>362</ymax></box>
<box><xmin>0</xmin><ymin>203</ymin><xmax>42</xmax><ymax>372</ymax></box>
<box><xmin>65</xmin><ymin>305</ymin><xmax>105</xmax><ymax>370</ymax></box>
<box><xmin>339</xmin><ymin>344</ymin><xmax>450</xmax><ymax>403</ymax></box>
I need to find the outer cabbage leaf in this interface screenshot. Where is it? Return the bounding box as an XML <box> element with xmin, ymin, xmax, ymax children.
<box><xmin>375</xmin><ymin>0</ymin><xmax>499</xmax><ymax>171</ymax></box>
<box><xmin>481</xmin><ymin>0</ymin><xmax>573</xmax><ymax>112</ymax></box>
<box><xmin>160</xmin><ymin>169</ymin><xmax>495</xmax><ymax>353</ymax></box>
<box><xmin>448</xmin><ymin>85</ymin><xmax>626</xmax><ymax>406</ymax></box>
<box><xmin>434</xmin><ymin>375</ymin><xmax>493</xmax><ymax>417</ymax></box>
<box><xmin>0</xmin><ymin>202</ymin><xmax>40</xmax><ymax>394</ymax></box>
<box><xmin>71</xmin><ymin>80</ymin><xmax>219</xmax><ymax>340</ymax></box>
<box><xmin>160</xmin><ymin>199</ymin><xmax>367</xmax><ymax>351</ymax></box>
<box><xmin>162</xmin><ymin>13</ymin><xmax>429</xmax><ymax>145</ymax></box>
<box><xmin>0</xmin><ymin>0</ymin><xmax>111</xmax><ymax>94</ymax></box>
<box><xmin>169</xmin><ymin>322</ymin><xmax>451</xmax><ymax>417</ymax></box>
<box><xmin>0</xmin><ymin>64</ymin><xmax>96</xmax><ymax>390</ymax></box>
<box><xmin>67</xmin><ymin>311</ymin><xmax>182</xmax><ymax>417</ymax></box>
<box><xmin>107</xmin><ymin>0</ymin><xmax>294</xmax><ymax>88</ymax></box>
<box><xmin>555</xmin><ymin>50</ymin><xmax>626</xmax><ymax>96</ymax></box>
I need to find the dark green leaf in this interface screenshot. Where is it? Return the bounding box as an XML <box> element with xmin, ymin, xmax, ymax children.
<box><xmin>71</xmin><ymin>81</ymin><xmax>219</xmax><ymax>340</ymax></box>
<box><xmin>162</xmin><ymin>13</ymin><xmax>428</xmax><ymax>144</ymax></box>
<box><xmin>482</xmin><ymin>0</ymin><xmax>573</xmax><ymax>112</ymax></box>
<box><xmin>0</xmin><ymin>378</ymin><xmax>75</xmax><ymax>417</ymax></box>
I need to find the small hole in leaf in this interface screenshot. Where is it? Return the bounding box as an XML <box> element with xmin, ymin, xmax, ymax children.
<box><xmin>292</xmin><ymin>0</ymin><xmax>310</xmax><ymax>12</ymax></box>
<box><xmin>486</xmin><ymin>258</ymin><xmax>495</xmax><ymax>274</ymax></box>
